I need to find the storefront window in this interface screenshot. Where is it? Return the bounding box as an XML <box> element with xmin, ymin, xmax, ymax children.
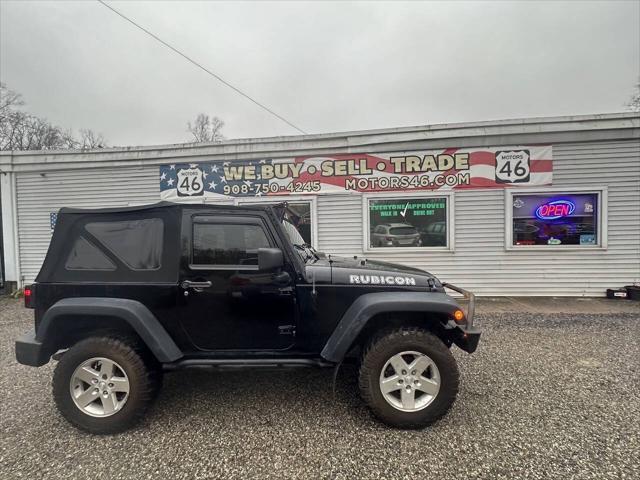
<box><xmin>368</xmin><ymin>197</ymin><xmax>448</xmax><ymax>248</ymax></box>
<box><xmin>511</xmin><ymin>193</ymin><xmax>599</xmax><ymax>246</ymax></box>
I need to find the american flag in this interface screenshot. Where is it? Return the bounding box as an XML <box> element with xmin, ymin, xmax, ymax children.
<box><xmin>50</xmin><ymin>212</ymin><xmax>58</xmax><ymax>232</ymax></box>
<box><xmin>159</xmin><ymin>160</ymin><xmax>273</xmax><ymax>198</ymax></box>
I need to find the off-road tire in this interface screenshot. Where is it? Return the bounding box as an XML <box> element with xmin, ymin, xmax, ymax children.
<box><xmin>359</xmin><ymin>328</ymin><xmax>459</xmax><ymax>429</ymax></box>
<box><xmin>53</xmin><ymin>336</ymin><xmax>160</xmax><ymax>434</ymax></box>
<box><xmin>97</xmin><ymin>330</ymin><xmax>164</xmax><ymax>400</ymax></box>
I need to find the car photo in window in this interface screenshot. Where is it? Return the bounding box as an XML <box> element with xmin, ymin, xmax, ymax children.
<box><xmin>511</xmin><ymin>193</ymin><xmax>599</xmax><ymax>246</ymax></box>
<box><xmin>368</xmin><ymin>197</ymin><xmax>448</xmax><ymax>248</ymax></box>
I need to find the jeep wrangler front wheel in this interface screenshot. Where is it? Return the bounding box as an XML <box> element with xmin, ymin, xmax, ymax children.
<box><xmin>359</xmin><ymin>328</ymin><xmax>459</xmax><ymax>428</ymax></box>
<box><xmin>52</xmin><ymin>336</ymin><xmax>159</xmax><ymax>434</ymax></box>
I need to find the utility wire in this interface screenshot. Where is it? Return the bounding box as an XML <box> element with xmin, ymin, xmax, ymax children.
<box><xmin>96</xmin><ymin>0</ymin><xmax>308</xmax><ymax>135</ymax></box>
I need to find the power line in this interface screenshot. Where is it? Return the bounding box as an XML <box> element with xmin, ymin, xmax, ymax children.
<box><xmin>96</xmin><ymin>0</ymin><xmax>308</xmax><ymax>135</ymax></box>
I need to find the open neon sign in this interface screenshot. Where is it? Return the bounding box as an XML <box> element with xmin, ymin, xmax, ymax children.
<box><xmin>535</xmin><ymin>200</ymin><xmax>576</xmax><ymax>220</ymax></box>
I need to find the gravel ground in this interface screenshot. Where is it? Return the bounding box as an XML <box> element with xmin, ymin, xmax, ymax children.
<box><xmin>1</xmin><ymin>296</ymin><xmax>639</xmax><ymax>480</ymax></box>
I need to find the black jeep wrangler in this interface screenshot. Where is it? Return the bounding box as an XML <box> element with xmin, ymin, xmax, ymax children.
<box><xmin>15</xmin><ymin>202</ymin><xmax>480</xmax><ymax>434</ymax></box>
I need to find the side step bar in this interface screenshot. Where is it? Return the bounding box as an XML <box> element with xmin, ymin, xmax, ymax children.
<box><xmin>164</xmin><ymin>358</ymin><xmax>335</xmax><ymax>371</ymax></box>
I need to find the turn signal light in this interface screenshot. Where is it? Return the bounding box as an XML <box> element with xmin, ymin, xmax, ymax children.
<box><xmin>453</xmin><ymin>309</ymin><xmax>465</xmax><ymax>323</ymax></box>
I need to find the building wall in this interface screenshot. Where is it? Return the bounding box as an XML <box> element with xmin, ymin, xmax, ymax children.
<box><xmin>6</xmin><ymin>114</ymin><xmax>639</xmax><ymax>295</ymax></box>
<box><xmin>12</xmin><ymin>139</ymin><xmax>640</xmax><ymax>296</ymax></box>
<box><xmin>316</xmin><ymin>140</ymin><xmax>640</xmax><ymax>296</ymax></box>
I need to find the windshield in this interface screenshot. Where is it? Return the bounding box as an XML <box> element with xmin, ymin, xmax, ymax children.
<box><xmin>282</xmin><ymin>215</ymin><xmax>318</xmax><ymax>262</ymax></box>
<box><xmin>282</xmin><ymin>218</ymin><xmax>305</xmax><ymax>246</ymax></box>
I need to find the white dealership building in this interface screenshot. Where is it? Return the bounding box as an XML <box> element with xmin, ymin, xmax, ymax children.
<box><xmin>1</xmin><ymin>112</ymin><xmax>639</xmax><ymax>296</ymax></box>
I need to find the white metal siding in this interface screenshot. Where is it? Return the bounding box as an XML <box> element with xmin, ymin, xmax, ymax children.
<box><xmin>14</xmin><ymin>139</ymin><xmax>640</xmax><ymax>296</ymax></box>
<box><xmin>315</xmin><ymin>140</ymin><xmax>640</xmax><ymax>296</ymax></box>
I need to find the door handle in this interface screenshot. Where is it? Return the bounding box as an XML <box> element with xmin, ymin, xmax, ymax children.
<box><xmin>181</xmin><ymin>280</ymin><xmax>213</xmax><ymax>290</ymax></box>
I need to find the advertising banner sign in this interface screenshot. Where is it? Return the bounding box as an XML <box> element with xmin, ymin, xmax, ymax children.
<box><xmin>159</xmin><ymin>145</ymin><xmax>552</xmax><ymax>199</ymax></box>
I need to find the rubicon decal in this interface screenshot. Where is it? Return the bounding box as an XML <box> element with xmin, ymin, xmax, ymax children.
<box><xmin>349</xmin><ymin>275</ymin><xmax>417</xmax><ymax>286</ymax></box>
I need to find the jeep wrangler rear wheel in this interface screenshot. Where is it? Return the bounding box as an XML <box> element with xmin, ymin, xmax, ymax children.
<box><xmin>359</xmin><ymin>328</ymin><xmax>459</xmax><ymax>428</ymax></box>
<box><xmin>53</xmin><ymin>337</ymin><xmax>159</xmax><ymax>434</ymax></box>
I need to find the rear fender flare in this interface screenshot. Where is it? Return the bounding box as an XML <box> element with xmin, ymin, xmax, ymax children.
<box><xmin>37</xmin><ymin>297</ymin><xmax>183</xmax><ymax>363</ymax></box>
<box><xmin>320</xmin><ymin>292</ymin><xmax>459</xmax><ymax>363</ymax></box>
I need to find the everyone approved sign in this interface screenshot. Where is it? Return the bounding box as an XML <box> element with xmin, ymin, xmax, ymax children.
<box><xmin>159</xmin><ymin>146</ymin><xmax>552</xmax><ymax>199</ymax></box>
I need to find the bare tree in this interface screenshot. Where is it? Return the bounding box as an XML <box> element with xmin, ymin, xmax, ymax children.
<box><xmin>187</xmin><ymin>113</ymin><xmax>225</xmax><ymax>143</ymax></box>
<box><xmin>0</xmin><ymin>82</ymin><xmax>24</xmax><ymax>122</ymax></box>
<box><xmin>78</xmin><ymin>129</ymin><xmax>107</xmax><ymax>149</ymax></box>
<box><xmin>627</xmin><ymin>80</ymin><xmax>640</xmax><ymax>112</ymax></box>
<box><xmin>0</xmin><ymin>109</ymin><xmax>77</xmax><ymax>150</ymax></box>
<box><xmin>0</xmin><ymin>83</ymin><xmax>108</xmax><ymax>151</ymax></box>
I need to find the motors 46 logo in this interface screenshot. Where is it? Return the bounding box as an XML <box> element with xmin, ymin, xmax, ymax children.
<box><xmin>177</xmin><ymin>167</ymin><xmax>204</xmax><ymax>196</ymax></box>
<box><xmin>495</xmin><ymin>150</ymin><xmax>530</xmax><ymax>183</ymax></box>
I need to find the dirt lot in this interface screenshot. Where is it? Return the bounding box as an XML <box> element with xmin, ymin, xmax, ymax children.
<box><xmin>1</xmin><ymin>296</ymin><xmax>638</xmax><ymax>479</ymax></box>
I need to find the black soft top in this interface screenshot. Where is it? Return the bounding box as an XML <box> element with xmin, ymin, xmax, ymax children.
<box><xmin>58</xmin><ymin>201</ymin><xmax>276</xmax><ymax>214</ymax></box>
<box><xmin>37</xmin><ymin>201</ymin><xmax>283</xmax><ymax>284</ymax></box>
<box><xmin>58</xmin><ymin>201</ymin><xmax>177</xmax><ymax>215</ymax></box>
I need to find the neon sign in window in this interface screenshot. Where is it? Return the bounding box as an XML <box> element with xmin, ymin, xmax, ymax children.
<box><xmin>535</xmin><ymin>200</ymin><xmax>576</xmax><ymax>220</ymax></box>
<box><xmin>512</xmin><ymin>193</ymin><xmax>599</xmax><ymax>246</ymax></box>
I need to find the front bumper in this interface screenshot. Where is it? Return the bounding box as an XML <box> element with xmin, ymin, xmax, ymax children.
<box><xmin>15</xmin><ymin>330</ymin><xmax>49</xmax><ymax>367</ymax></box>
<box><xmin>449</xmin><ymin>324</ymin><xmax>481</xmax><ymax>353</ymax></box>
<box><xmin>442</xmin><ymin>282</ymin><xmax>481</xmax><ymax>353</ymax></box>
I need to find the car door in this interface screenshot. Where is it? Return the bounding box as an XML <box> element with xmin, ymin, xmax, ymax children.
<box><xmin>178</xmin><ymin>213</ymin><xmax>298</xmax><ymax>351</ymax></box>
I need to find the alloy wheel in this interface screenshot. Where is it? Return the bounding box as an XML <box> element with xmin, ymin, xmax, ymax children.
<box><xmin>69</xmin><ymin>357</ymin><xmax>130</xmax><ymax>417</ymax></box>
<box><xmin>379</xmin><ymin>350</ymin><xmax>440</xmax><ymax>412</ymax></box>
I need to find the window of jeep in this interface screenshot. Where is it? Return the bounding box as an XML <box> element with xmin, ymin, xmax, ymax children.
<box><xmin>192</xmin><ymin>223</ymin><xmax>270</xmax><ymax>267</ymax></box>
<box><xmin>65</xmin><ymin>237</ymin><xmax>116</xmax><ymax>271</ymax></box>
<box><xmin>85</xmin><ymin>218</ymin><xmax>164</xmax><ymax>270</ymax></box>
<box><xmin>282</xmin><ymin>218</ymin><xmax>305</xmax><ymax>246</ymax></box>
<box><xmin>236</xmin><ymin>200</ymin><xmax>315</xmax><ymax>246</ymax></box>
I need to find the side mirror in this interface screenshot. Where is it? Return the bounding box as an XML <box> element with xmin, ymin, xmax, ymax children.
<box><xmin>258</xmin><ymin>248</ymin><xmax>284</xmax><ymax>271</ymax></box>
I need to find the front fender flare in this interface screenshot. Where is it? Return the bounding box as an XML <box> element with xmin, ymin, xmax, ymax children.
<box><xmin>36</xmin><ymin>297</ymin><xmax>183</xmax><ymax>363</ymax></box>
<box><xmin>320</xmin><ymin>292</ymin><xmax>460</xmax><ymax>363</ymax></box>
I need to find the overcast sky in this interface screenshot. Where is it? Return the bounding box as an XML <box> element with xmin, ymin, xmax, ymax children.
<box><xmin>1</xmin><ymin>0</ymin><xmax>638</xmax><ymax>146</ymax></box>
